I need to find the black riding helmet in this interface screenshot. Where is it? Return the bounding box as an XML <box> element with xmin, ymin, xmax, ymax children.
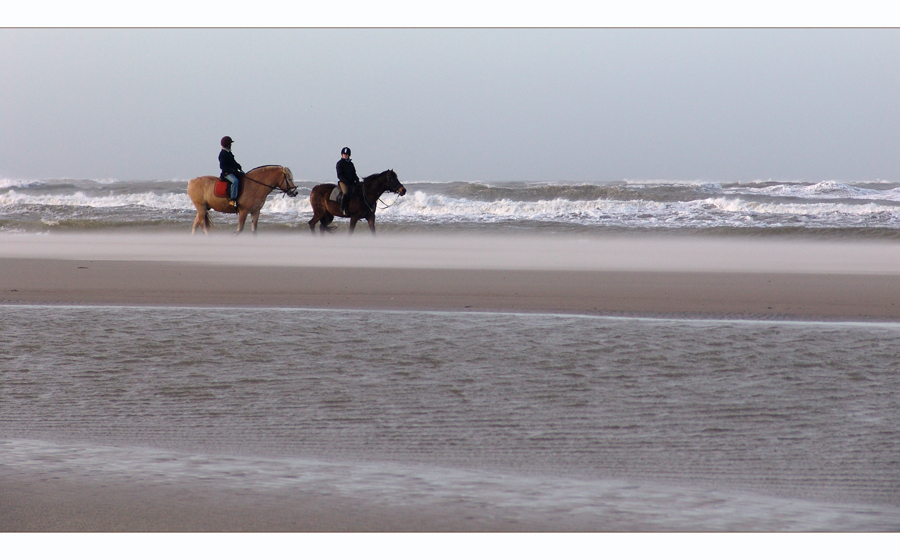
<box><xmin>221</xmin><ymin>136</ymin><xmax>234</xmax><ymax>148</ymax></box>
<box><xmin>341</xmin><ymin>147</ymin><xmax>351</xmax><ymax>156</ymax></box>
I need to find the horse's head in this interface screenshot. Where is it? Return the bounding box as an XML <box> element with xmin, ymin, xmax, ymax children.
<box><xmin>362</xmin><ymin>170</ymin><xmax>406</xmax><ymax>196</ymax></box>
<box><xmin>283</xmin><ymin>167</ymin><xmax>299</xmax><ymax>197</ymax></box>
<box><xmin>384</xmin><ymin>169</ymin><xmax>406</xmax><ymax>196</ymax></box>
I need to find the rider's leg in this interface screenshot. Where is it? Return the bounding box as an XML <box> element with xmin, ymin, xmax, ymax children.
<box><xmin>339</xmin><ymin>181</ymin><xmax>349</xmax><ymax>214</ymax></box>
<box><xmin>226</xmin><ymin>173</ymin><xmax>239</xmax><ymax>207</ymax></box>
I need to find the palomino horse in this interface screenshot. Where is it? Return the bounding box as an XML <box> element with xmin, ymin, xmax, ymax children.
<box><xmin>307</xmin><ymin>169</ymin><xmax>406</xmax><ymax>235</ymax></box>
<box><xmin>187</xmin><ymin>165</ymin><xmax>298</xmax><ymax>234</ymax></box>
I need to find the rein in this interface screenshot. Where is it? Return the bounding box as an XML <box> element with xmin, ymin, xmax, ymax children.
<box><xmin>376</xmin><ymin>194</ymin><xmax>401</xmax><ymax>210</ymax></box>
<box><xmin>242</xmin><ymin>166</ymin><xmax>297</xmax><ymax>196</ymax></box>
<box><xmin>362</xmin><ymin>185</ymin><xmax>378</xmax><ymax>213</ymax></box>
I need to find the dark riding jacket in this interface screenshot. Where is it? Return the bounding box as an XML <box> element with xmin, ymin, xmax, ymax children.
<box><xmin>219</xmin><ymin>148</ymin><xmax>243</xmax><ymax>177</ymax></box>
<box><xmin>336</xmin><ymin>158</ymin><xmax>360</xmax><ymax>185</ymax></box>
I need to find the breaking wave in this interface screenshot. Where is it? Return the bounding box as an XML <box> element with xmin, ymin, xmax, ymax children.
<box><xmin>2</xmin><ymin>178</ymin><xmax>900</xmax><ymax>234</ymax></box>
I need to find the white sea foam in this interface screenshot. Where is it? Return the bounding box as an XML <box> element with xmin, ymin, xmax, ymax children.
<box><xmin>0</xmin><ymin>188</ymin><xmax>312</xmax><ymax>214</ymax></box>
<box><xmin>259</xmin><ymin>195</ymin><xmax>313</xmax><ymax>215</ymax></box>
<box><xmin>706</xmin><ymin>196</ymin><xmax>900</xmax><ymax>218</ymax></box>
<box><xmin>373</xmin><ymin>190</ymin><xmax>900</xmax><ymax>229</ymax></box>
<box><xmin>0</xmin><ymin>190</ymin><xmax>196</xmax><ymax>211</ymax></box>
<box><xmin>6</xmin><ymin>187</ymin><xmax>897</xmax><ymax>229</ymax></box>
<box><xmin>727</xmin><ymin>181</ymin><xmax>900</xmax><ymax>201</ymax></box>
<box><xmin>3</xmin><ymin>179</ymin><xmax>900</xmax><ymax>231</ymax></box>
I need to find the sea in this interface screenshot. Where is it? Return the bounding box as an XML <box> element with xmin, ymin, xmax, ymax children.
<box><xmin>2</xmin><ymin>177</ymin><xmax>900</xmax><ymax>237</ymax></box>
<box><xmin>1</xmin><ymin>178</ymin><xmax>900</xmax><ymax>530</ymax></box>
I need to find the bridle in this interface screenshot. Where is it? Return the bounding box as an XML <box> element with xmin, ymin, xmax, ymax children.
<box><xmin>361</xmin><ymin>173</ymin><xmax>404</xmax><ymax>213</ymax></box>
<box><xmin>242</xmin><ymin>166</ymin><xmax>299</xmax><ymax>197</ymax></box>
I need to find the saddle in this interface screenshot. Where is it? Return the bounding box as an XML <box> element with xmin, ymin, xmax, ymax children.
<box><xmin>330</xmin><ymin>182</ymin><xmax>359</xmax><ymax>204</ymax></box>
<box><xmin>214</xmin><ymin>177</ymin><xmax>242</xmax><ymax>199</ymax></box>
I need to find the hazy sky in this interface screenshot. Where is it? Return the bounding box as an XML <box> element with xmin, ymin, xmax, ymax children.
<box><xmin>2</xmin><ymin>28</ymin><xmax>899</xmax><ymax>182</ymax></box>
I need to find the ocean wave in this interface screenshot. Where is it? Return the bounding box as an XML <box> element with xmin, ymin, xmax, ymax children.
<box><xmin>4</xmin><ymin>187</ymin><xmax>899</xmax><ymax>226</ymax></box>
<box><xmin>259</xmin><ymin>195</ymin><xmax>313</xmax><ymax>214</ymax></box>
<box><xmin>375</xmin><ymin>191</ymin><xmax>900</xmax><ymax>229</ymax></box>
<box><xmin>0</xmin><ymin>190</ymin><xmax>197</xmax><ymax>211</ymax></box>
<box><xmin>704</xmin><ymin>196</ymin><xmax>900</xmax><ymax>220</ymax></box>
<box><xmin>413</xmin><ymin>180</ymin><xmax>900</xmax><ymax>204</ymax></box>
<box><xmin>0</xmin><ymin>178</ymin><xmax>44</xmax><ymax>189</ymax></box>
<box><xmin>3</xmin><ymin>179</ymin><xmax>900</xmax><ymax>233</ymax></box>
<box><xmin>624</xmin><ymin>179</ymin><xmax>725</xmax><ymax>189</ymax></box>
<box><xmin>427</xmin><ymin>181</ymin><xmax>723</xmax><ymax>203</ymax></box>
<box><xmin>725</xmin><ymin>181</ymin><xmax>900</xmax><ymax>201</ymax></box>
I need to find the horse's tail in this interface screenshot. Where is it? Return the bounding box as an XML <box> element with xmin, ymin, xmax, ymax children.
<box><xmin>204</xmin><ymin>211</ymin><xmax>212</xmax><ymax>230</ymax></box>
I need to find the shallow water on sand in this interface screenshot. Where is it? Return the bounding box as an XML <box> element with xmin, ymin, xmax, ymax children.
<box><xmin>2</xmin><ymin>306</ymin><xmax>899</xmax><ymax>530</ymax></box>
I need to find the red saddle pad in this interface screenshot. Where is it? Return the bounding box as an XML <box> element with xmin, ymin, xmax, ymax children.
<box><xmin>214</xmin><ymin>180</ymin><xmax>229</xmax><ymax>198</ymax></box>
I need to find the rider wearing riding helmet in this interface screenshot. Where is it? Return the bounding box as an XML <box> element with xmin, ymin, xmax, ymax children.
<box><xmin>336</xmin><ymin>146</ymin><xmax>360</xmax><ymax>215</ymax></box>
<box><xmin>219</xmin><ymin>136</ymin><xmax>243</xmax><ymax>207</ymax></box>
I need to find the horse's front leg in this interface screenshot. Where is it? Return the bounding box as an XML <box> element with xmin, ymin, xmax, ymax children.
<box><xmin>366</xmin><ymin>215</ymin><xmax>376</xmax><ymax>235</ymax></box>
<box><xmin>348</xmin><ymin>217</ymin><xmax>358</xmax><ymax>234</ymax></box>
<box><xmin>236</xmin><ymin>209</ymin><xmax>249</xmax><ymax>234</ymax></box>
<box><xmin>251</xmin><ymin>210</ymin><xmax>260</xmax><ymax>234</ymax></box>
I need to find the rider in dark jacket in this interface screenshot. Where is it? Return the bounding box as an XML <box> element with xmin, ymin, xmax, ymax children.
<box><xmin>219</xmin><ymin>136</ymin><xmax>243</xmax><ymax>206</ymax></box>
<box><xmin>336</xmin><ymin>147</ymin><xmax>360</xmax><ymax>215</ymax></box>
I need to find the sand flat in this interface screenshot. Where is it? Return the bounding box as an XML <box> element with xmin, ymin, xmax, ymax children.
<box><xmin>4</xmin><ymin>232</ymin><xmax>900</xmax><ymax>531</ymax></box>
<box><xmin>1</xmin><ymin>233</ymin><xmax>900</xmax><ymax>320</ymax></box>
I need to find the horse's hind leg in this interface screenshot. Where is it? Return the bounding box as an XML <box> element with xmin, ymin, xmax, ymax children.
<box><xmin>308</xmin><ymin>209</ymin><xmax>322</xmax><ymax>234</ymax></box>
<box><xmin>319</xmin><ymin>213</ymin><xmax>335</xmax><ymax>233</ymax></box>
<box><xmin>192</xmin><ymin>208</ymin><xmax>209</xmax><ymax>235</ymax></box>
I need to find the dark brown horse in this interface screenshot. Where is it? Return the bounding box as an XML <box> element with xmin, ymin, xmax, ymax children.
<box><xmin>308</xmin><ymin>169</ymin><xmax>406</xmax><ymax>234</ymax></box>
<box><xmin>187</xmin><ymin>165</ymin><xmax>298</xmax><ymax>235</ymax></box>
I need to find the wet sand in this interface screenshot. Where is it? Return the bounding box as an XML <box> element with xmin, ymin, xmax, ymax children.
<box><xmin>0</xmin><ymin>469</ymin><xmax>540</xmax><ymax>532</ymax></box>
<box><xmin>3</xmin><ymin>232</ymin><xmax>900</xmax><ymax>531</ymax></box>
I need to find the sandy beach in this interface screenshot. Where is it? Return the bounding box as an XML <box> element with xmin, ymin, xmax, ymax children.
<box><xmin>3</xmin><ymin>232</ymin><xmax>900</xmax><ymax>531</ymax></box>
<box><xmin>3</xmin><ymin>232</ymin><xmax>900</xmax><ymax>321</ymax></box>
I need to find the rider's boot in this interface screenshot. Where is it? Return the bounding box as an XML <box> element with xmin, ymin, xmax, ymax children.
<box><xmin>340</xmin><ymin>193</ymin><xmax>349</xmax><ymax>215</ymax></box>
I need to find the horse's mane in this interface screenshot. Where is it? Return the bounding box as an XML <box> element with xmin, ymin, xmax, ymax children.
<box><xmin>362</xmin><ymin>169</ymin><xmax>394</xmax><ymax>182</ymax></box>
<box><xmin>247</xmin><ymin>164</ymin><xmax>284</xmax><ymax>173</ymax></box>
